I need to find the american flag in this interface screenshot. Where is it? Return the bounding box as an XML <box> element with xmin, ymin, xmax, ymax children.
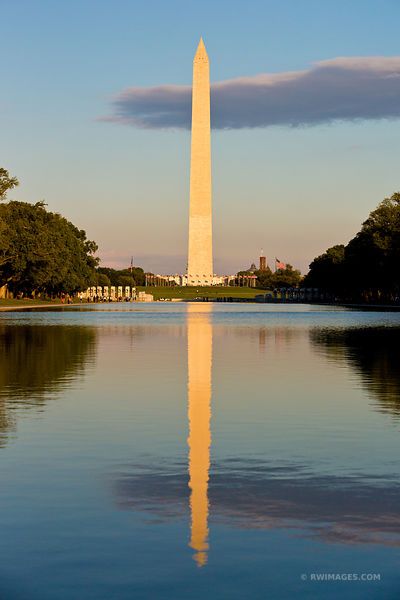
<box><xmin>275</xmin><ymin>258</ymin><xmax>286</xmax><ymax>270</ymax></box>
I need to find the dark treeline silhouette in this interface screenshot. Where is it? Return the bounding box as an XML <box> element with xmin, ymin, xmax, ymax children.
<box><xmin>304</xmin><ymin>192</ymin><xmax>400</xmax><ymax>303</ymax></box>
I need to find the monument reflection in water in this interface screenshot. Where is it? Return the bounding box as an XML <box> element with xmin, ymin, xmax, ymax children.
<box><xmin>187</xmin><ymin>303</ymin><xmax>212</xmax><ymax>567</ymax></box>
<box><xmin>3</xmin><ymin>305</ymin><xmax>400</xmax><ymax>599</ymax></box>
<box><xmin>113</xmin><ymin>307</ymin><xmax>400</xmax><ymax>568</ymax></box>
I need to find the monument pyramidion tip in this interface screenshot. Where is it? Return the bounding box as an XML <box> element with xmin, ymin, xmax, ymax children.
<box><xmin>194</xmin><ymin>37</ymin><xmax>209</xmax><ymax>63</ymax></box>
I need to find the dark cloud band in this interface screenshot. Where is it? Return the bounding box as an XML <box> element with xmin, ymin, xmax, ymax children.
<box><xmin>101</xmin><ymin>57</ymin><xmax>400</xmax><ymax>130</ymax></box>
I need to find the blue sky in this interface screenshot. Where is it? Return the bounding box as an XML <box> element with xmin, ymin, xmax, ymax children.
<box><xmin>2</xmin><ymin>0</ymin><xmax>400</xmax><ymax>273</ymax></box>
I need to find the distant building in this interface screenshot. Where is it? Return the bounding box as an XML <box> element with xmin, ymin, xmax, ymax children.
<box><xmin>137</xmin><ymin>291</ymin><xmax>154</xmax><ymax>302</ymax></box>
<box><xmin>145</xmin><ymin>273</ymin><xmax>226</xmax><ymax>287</ymax></box>
<box><xmin>248</xmin><ymin>263</ymin><xmax>257</xmax><ymax>274</ymax></box>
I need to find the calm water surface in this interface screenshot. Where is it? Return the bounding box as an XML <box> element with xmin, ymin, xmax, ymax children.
<box><xmin>0</xmin><ymin>303</ymin><xmax>400</xmax><ymax>599</ymax></box>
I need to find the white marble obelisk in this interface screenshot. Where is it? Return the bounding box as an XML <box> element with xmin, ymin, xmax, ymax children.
<box><xmin>187</xmin><ymin>38</ymin><xmax>213</xmax><ymax>286</ymax></box>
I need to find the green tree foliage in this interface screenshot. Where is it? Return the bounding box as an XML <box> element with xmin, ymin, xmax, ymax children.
<box><xmin>254</xmin><ymin>266</ymin><xmax>273</xmax><ymax>288</ymax></box>
<box><xmin>0</xmin><ymin>168</ymin><xmax>19</xmax><ymax>201</ymax></box>
<box><xmin>304</xmin><ymin>192</ymin><xmax>400</xmax><ymax>301</ymax></box>
<box><xmin>97</xmin><ymin>266</ymin><xmax>145</xmax><ymax>286</ymax></box>
<box><xmin>272</xmin><ymin>264</ymin><xmax>302</xmax><ymax>288</ymax></box>
<box><xmin>96</xmin><ymin>273</ymin><xmax>111</xmax><ymax>287</ymax></box>
<box><xmin>254</xmin><ymin>265</ymin><xmax>301</xmax><ymax>289</ymax></box>
<box><xmin>0</xmin><ymin>201</ymin><xmax>98</xmax><ymax>295</ymax></box>
<box><xmin>117</xmin><ymin>275</ymin><xmax>135</xmax><ymax>287</ymax></box>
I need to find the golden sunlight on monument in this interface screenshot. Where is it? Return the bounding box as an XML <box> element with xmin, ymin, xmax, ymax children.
<box><xmin>187</xmin><ymin>39</ymin><xmax>215</xmax><ymax>286</ymax></box>
<box><xmin>187</xmin><ymin>303</ymin><xmax>212</xmax><ymax>566</ymax></box>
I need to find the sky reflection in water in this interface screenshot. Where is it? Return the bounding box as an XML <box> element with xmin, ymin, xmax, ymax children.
<box><xmin>0</xmin><ymin>304</ymin><xmax>399</xmax><ymax>599</ymax></box>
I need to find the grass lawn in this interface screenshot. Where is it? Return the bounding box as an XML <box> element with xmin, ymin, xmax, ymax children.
<box><xmin>135</xmin><ymin>286</ymin><xmax>265</xmax><ymax>300</ymax></box>
<box><xmin>0</xmin><ymin>298</ymin><xmax>80</xmax><ymax>308</ymax></box>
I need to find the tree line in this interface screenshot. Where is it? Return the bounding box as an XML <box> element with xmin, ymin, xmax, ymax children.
<box><xmin>304</xmin><ymin>192</ymin><xmax>400</xmax><ymax>302</ymax></box>
<box><xmin>0</xmin><ymin>168</ymin><xmax>144</xmax><ymax>297</ymax></box>
<box><xmin>96</xmin><ymin>266</ymin><xmax>145</xmax><ymax>288</ymax></box>
<box><xmin>237</xmin><ymin>264</ymin><xmax>302</xmax><ymax>289</ymax></box>
<box><xmin>256</xmin><ymin>264</ymin><xmax>302</xmax><ymax>289</ymax></box>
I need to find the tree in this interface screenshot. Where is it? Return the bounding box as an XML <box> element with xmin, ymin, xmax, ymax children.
<box><xmin>97</xmin><ymin>266</ymin><xmax>145</xmax><ymax>286</ymax></box>
<box><xmin>0</xmin><ymin>201</ymin><xmax>98</xmax><ymax>295</ymax></box>
<box><xmin>117</xmin><ymin>275</ymin><xmax>135</xmax><ymax>287</ymax></box>
<box><xmin>96</xmin><ymin>273</ymin><xmax>111</xmax><ymax>287</ymax></box>
<box><xmin>272</xmin><ymin>264</ymin><xmax>302</xmax><ymax>288</ymax></box>
<box><xmin>255</xmin><ymin>267</ymin><xmax>273</xmax><ymax>289</ymax></box>
<box><xmin>124</xmin><ymin>267</ymin><xmax>145</xmax><ymax>286</ymax></box>
<box><xmin>0</xmin><ymin>168</ymin><xmax>19</xmax><ymax>201</ymax></box>
<box><xmin>304</xmin><ymin>192</ymin><xmax>400</xmax><ymax>301</ymax></box>
<box><xmin>304</xmin><ymin>245</ymin><xmax>345</xmax><ymax>291</ymax></box>
<box><xmin>345</xmin><ymin>193</ymin><xmax>400</xmax><ymax>299</ymax></box>
<box><xmin>254</xmin><ymin>264</ymin><xmax>302</xmax><ymax>289</ymax></box>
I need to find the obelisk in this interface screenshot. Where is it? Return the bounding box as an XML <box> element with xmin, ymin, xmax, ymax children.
<box><xmin>187</xmin><ymin>38</ymin><xmax>213</xmax><ymax>286</ymax></box>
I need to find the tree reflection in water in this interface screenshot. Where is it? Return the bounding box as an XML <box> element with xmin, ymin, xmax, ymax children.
<box><xmin>0</xmin><ymin>324</ymin><xmax>96</xmax><ymax>446</ymax></box>
<box><xmin>311</xmin><ymin>326</ymin><xmax>400</xmax><ymax>417</ymax></box>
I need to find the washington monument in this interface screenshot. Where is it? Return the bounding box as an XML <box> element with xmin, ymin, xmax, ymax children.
<box><xmin>187</xmin><ymin>38</ymin><xmax>213</xmax><ymax>286</ymax></box>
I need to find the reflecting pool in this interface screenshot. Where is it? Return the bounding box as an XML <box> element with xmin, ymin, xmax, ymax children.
<box><xmin>0</xmin><ymin>303</ymin><xmax>399</xmax><ymax>599</ymax></box>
